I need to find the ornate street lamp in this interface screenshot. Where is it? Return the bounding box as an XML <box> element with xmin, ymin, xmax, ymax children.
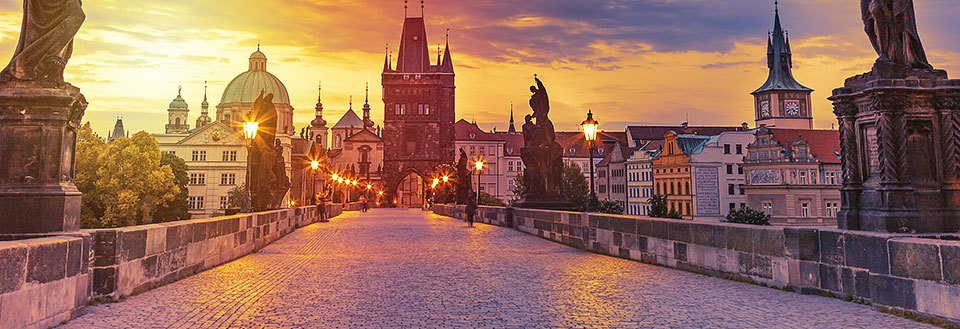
<box><xmin>474</xmin><ymin>159</ymin><xmax>484</xmax><ymax>204</ymax></box>
<box><xmin>581</xmin><ymin>110</ymin><xmax>600</xmax><ymax>212</ymax></box>
<box><xmin>242</xmin><ymin>120</ymin><xmax>259</xmax><ymax>213</ymax></box>
<box><xmin>309</xmin><ymin>160</ymin><xmax>320</xmax><ymax>205</ymax></box>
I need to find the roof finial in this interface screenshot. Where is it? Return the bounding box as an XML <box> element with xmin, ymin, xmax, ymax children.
<box><xmin>421</xmin><ymin>0</ymin><xmax>424</xmax><ymax>17</ymax></box>
<box><xmin>349</xmin><ymin>95</ymin><xmax>353</xmax><ymax>110</ymax></box>
<box><xmin>177</xmin><ymin>82</ymin><xmax>182</xmax><ymax>97</ymax></box>
<box><xmin>257</xmin><ymin>40</ymin><xmax>261</xmax><ymax>51</ymax></box>
<box><xmin>775</xmin><ymin>0</ymin><xmax>779</xmax><ymax>13</ymax></box>
<box><xmin>404</xmin><ymin>0</ymin><xmax>408</xmax><ymax>17</ymax></box>
<box><xmin>365</xmin><ymin>82</ymin><xmax>369</xmax><ymax>104</ymax></box>
<box><xmin>446</xmin><ymin>28</ymin><xmax>450</xmax><ymax>44</ymax></box>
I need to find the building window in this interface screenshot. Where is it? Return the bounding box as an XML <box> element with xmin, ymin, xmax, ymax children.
<box><xmin>724</xmin><ymin>144</ymin><xmax>731</xmax><ymax>154</ymax></box>
<box><xmin>188</xmin><ymin>196</ymin><xmax>205</xmax><ymax>210</ymax></box>
<box><xmin>825</xmin><ymin>171</ymin><xmax>837</xmax><ymax>185</ymax></box>
<box><xmin>736</xmin><ymin>144</ymin><xmax>743</xmax><ymax>155</ymax></box>
<box><xmin>800</xmin><ymin>201</ymin><xmax>810</xmax><ymax>218</ymax></box>
<box><xmin>424</xmin><ymin>104</ymin><xmax>430</xmax><ymax>115</ymax></box>
<box><xmin>762</xmin><ymin>201</ymin><xmax>773</xmax><ymax>214</ymax></box>
<box><xmin>728</xmin><ymin>184</ymin><xmax>735</xmax><ymax>195</ymax></box>
<box><xmin>738</xmin><ymin>165</ymin><xmax>744</xmax><ymax>175</ymax></box>
<box><xmin>222</xmin><ymin>151</ymin><xmax>237</xmax><ymax>162</ymax></box>
<box><xmin>220</xmin><ymin>173</ymin><xmax>236</xmax><ymax>185</ymax></box>
<box><xmin>220</xmin><ymin>196</ymin><xmax>229</xmax><ymax>209</ymax></box>
<box><xmin>726</xmin><ymin>164</ymin><xmax>733</xmax><ymax>175</ymax></box>
<box><xmin>685</xmin><ymin>203</ymin><xmax>691</xmax><ymax>216</ymax></box>
<box><xmin>191</xmin><ymin>150</ymin><xmax>206</xmax><ymax>162</ymax></box>
<box><xmin>469</xmin><ymin>146</ymin><xmax>475</xmax><ymax>155</ymax></box>
<box><xmin>799</xmin><ymin>171</ymin><xmax>808</xmax><ymax>185</ymax></box>
<box><xmin>826</xmin><ymin>202</ymin><xmax>840</xmax><ymax>217</ymax></box>
<box><xmin>189</xmin><ymin>173</ymin><xmax>205</xmax><ymax>185</ymax></box>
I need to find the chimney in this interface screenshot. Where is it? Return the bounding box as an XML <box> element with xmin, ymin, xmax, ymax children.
<box><xmin>741</xmin><ymin>122</ymin><xmax>749</xmax><ymax>130</ymax></box>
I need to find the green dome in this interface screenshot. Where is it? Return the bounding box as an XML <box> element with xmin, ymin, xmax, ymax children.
<box><xmin>220</xmin><ymin>49</ymin><xmax>291</xmax><ymax>105</ymax></box>
<box><xmin>169</xmin><ymin>94</ymin><xmax>188</xmax><ymax>110</ymax></box>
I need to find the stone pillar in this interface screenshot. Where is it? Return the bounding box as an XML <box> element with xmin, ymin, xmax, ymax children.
<box><xmin>0</xmin><ymin>83</ymin><xmax>86</xmax><ymax>233</ymax></box>
<box><xmin>830</xmin><ymin>63</ymin><xmax>960</xmax><ymax>233</ymax></box>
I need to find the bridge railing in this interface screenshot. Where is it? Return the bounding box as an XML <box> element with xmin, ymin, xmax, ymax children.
<box><xmin>432</xmin><ymin>203</ymin><xmax>960</xmax><ymax>324</ymax></box>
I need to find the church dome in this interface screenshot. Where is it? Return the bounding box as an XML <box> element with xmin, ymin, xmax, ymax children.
<box><xmin>169</xmin><ymin>94</ymin><xmax>188</xmax><ymax>110</ymax></box>
<box><xmin>219</xmin><ymin>49</ymin><xmax>291</xmax><ymax>105</ymax></box>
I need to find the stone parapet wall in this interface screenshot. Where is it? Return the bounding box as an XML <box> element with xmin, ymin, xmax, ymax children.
<box><xmin>432</xmin><ymin>204</ymin><xmax>960</xmax><ymax>323</ymax></box>
<box><xmin>0</xmin><ymin>234</ymin><xmax>92</xmax><ymax>329</ymax></box>
<box><xmin>0</xmin><ymin>204</ymin><xmax>343</xmax><ymax>329</ymax></box>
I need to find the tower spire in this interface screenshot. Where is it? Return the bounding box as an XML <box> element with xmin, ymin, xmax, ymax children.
<box><xmin>363</xmin><ymin>82</ymin><xmax>374</xmax><ymax>129</ymax></box>
<box><xmin>383</xmin><ymin>44</ymin><xmax>391</xmax><ymax>72</ymax></box>
<box><xmin>441</xmin><ymin>29</ymin><xmax>454</xmax><ymax>73</ymax></box>
<box><xmin>421</xmin><ymin>0</ymin><xmax>424</xmax><ymax>17</ymax></box>
<box><xmin>404</xmin><ymin>0</ymin><xmax>408</xmax><ymax>17</ymax></box>
<box><xmin>508</xmin><ymin>102</ymin><xmax>517</xmax><ymax>133</ymax></box>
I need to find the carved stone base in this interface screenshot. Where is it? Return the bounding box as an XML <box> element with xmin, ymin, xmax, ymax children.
<box><xmin>0</xmin><ymin>82</ymin><xmax>86</xmax><ymax>233</ymax></box>
<box><xmin>831</xmin><ymin>64</ymin><xmax>960</xmax><ymax>233</ymax></box>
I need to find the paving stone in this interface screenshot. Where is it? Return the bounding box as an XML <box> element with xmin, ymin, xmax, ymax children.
<box><xmin>61</xmin><ymin>209</ymin><xmax>933</xmax><ymax>329</ymax></box>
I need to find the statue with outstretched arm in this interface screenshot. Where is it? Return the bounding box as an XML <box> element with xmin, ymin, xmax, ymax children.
<box><xmin>861</xmin><ymin>0</ymin><xmax>932</xmax><ymax>69</ymax></box>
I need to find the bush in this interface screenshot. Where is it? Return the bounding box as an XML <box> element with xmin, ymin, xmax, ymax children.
<box><xmin>725</xmin><ymin>206</ymin><xmax>771</xmax><ymax>226</ymax></box>
<box><xmin>598</xmin><ymin>200</ymin><xmax>624</xmax><ymax>214</ymax></box>
<box><xmin>648</xmin><ymin>195</ymin><xmax>669</xmax><ymax>218</ymax></box>
<box><xmin>478</xmin><ymin>192</ymin><xmax>507</xmax><ymax>207</ymax></box>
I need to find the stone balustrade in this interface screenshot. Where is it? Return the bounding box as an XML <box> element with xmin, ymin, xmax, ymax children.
<box><xmin>0</xmin><ymin>203</ymin><xmax>363</xmax><ymax>329</ymax></box>
<box><xmin>433</xmin><ymin>204</ymin><xmax>960</xmax><ymax>324</ymax></box>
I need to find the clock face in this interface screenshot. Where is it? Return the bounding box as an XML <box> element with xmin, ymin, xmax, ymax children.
<box><xmin>760</xmin><ymin>101</ymin><xmax>771</xmax><ymax>118</ymax></box>
<box><xmin>785</xmin><ymin>101</ymin><xmax>800</xmax><ymax>116</ymax></box>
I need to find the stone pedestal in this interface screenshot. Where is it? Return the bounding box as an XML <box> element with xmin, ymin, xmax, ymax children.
<box><xmin>515</xmin><ymin>144</ymin><xmax>578</xmax><ymax>211</ymax></box>
<box><xmin>0</xmin><ymin>83</ymin><xmax>86</xmax><ymax>233</ymax></box>
<box><xmin>830</xmin><ymin>62</ymin><xmax>960</xmax><ymax>233</ymax></box>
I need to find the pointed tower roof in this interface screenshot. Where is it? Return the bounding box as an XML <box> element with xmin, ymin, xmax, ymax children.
<box><xmin>362</xmin><ymin>82</ymin><xmax>374</xmax><ymax>128</ymax></box>
<box><xmin>508</xmin><ymin>102</ymin><xmax>517</xmax><ymax>133</ymax></box>
<box><xmin>311</xmin><ymin>81</ymin><xmax>327</xmax><ymax>128</ymax></box>
<box><xmin>334</xmin><ymin>96</ymin><xmax>364</xmax><ymax>129</ymax></box>
<box><xmin>441</xmin><ymin>30</ymin><xmax>454</xmax><ymax>73</ymax></box>
<box><xmin>752</xmin><ymin>2</ymin><xmax>811</xmax><ymax>94</ymax></box>
<box><xmin>382</xmin><ymin>44</ymin><xmax>391</xmax><ymax>72</ymax></box>
<box><xmin>109</xmin><ymin>114</ymin><xmax>126</xmax><ymax>141</ymax></box>
<box><xmin>196</xmin><ymin>81</ymin><xmax>213</xmax><ymax>129</ymax></box>
<box><xmin>396</xmin><ymin>17</ymin><xmax>431</xmax><ymax>73</ymax></box>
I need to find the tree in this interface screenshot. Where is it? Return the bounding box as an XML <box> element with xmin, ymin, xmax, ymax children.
<box><xmin>478</xmin><ymin>192</ymin><xmax>507</xmax><ymax>207</ymax></box>
<box><xmin>227</xmin><ymin>184</ymin><xmax>250</xmax><ymax>210</ymax></box>
<box><xmin>152</xmin><ymin>152</ymin><xmax>191</xmax><ymax>222</ymax></box>
<box><xmin>598</xmin><ymin>200</ymin><xmax>624</xmax><ymax>214</ymax></box>
<box><xmin>431</xmin><ymin>163</ymin><xmax>457</xmax><ymax>204</ymax></box>
<box><xmin>648</xmin><ymin>195</ymin><xmax>669</xmax><ymax>218</ymax></box>
<box><xmin>75</xmin><ymin>127</ymin><xmax>181</xmax><ymax>228</ymax></box>
<box><xmin>725</xmin><ymin>206</ymin><xmax>771</xmax><ymax>226</ymax></box>
<box><xmin>76</xmin><ymin>123</ymin><xmax>106</xmax><ymax>228</ymax></box>
<box><xmin>512</xmin><ymin>162</ymin><xmax>590</xmax><ymax>211</ymax></box>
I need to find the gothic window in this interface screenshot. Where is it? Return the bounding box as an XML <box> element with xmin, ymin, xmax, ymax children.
<box><xmin>424</xmin><ymin>104</ymin><xmax>430</xmax><ymax>115</ymax></box>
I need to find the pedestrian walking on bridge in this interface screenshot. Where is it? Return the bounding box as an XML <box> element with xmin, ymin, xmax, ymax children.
<box><xmin>466</xmin><ymin>192</ymin><xmax>477</xmax><ymax>227</ymax></box>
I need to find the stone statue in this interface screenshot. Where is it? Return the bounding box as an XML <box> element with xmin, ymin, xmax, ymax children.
<box><xmin>516</xmin><ymin>76</ymin><xmax>576</xmax><ymax>210</ymax></box>
<box><xmin>1</xmin><ymin>0</ymin><xmax>85</xmax><ymax>86</ymax></box>
<box><xmin>455</xmin><ymin>148</ymin><xmax>471</xmax><ymax>204</ymax></box>
<box><xmin>248</xmin><ymin>92</ymin><xmax>289</xmax><ymax>211</ymax></box>
<box><xmin>861</xmin><ymin>0</ymin><xmax>932</xmax><ymax>69</ymax></box>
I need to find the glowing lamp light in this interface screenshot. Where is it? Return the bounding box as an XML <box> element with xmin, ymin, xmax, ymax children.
<box><xmin>431</xmin><ymin>178</ymin><xmax>440</xmax><ymax>189</ymax></box>
<box><xmin>378</xmin><ymin>191</ymin><xmax>384</xmax><ymax>196</ymax></box>
<box><xmin>474</xmin><ymin>160</ymin><xmax>484</xmax><ymax>172</ymax></box>
<box><xmin>442</xmin><ymin>176</ymin><xmax>449</xmax><ymax>183</ymax></box>
<box><xmin>353</xmin><ymin>180</ymin><xmax>359</xmax><ymax>186</ymax></box>
<box><xmin>331</xmin><ymin>173</ymin><xmax>339</xmax><ymax>180</ymax></box>
<box><xmin>310</xmin><ymin>161</ymin><xmax>320</xmax><ymax>171</ymax></box>
<box><xmin>366</xmin><ymin>184</ymin><xmax>373</xmax><ymax>190</ymax></box>
<box><xmin>581</xmin><ymin>110</ymin><xmax>599</xmax><ymax>142</ymax></box>
<box><xmin>242</xmin><ymin>121</ymin><xmax>259</xmax><ymax>140</ymax></box>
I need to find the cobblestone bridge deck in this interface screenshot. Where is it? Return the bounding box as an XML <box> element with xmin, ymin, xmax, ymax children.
<box><xmin>61</xmin><ymin>209</ymin><xmax>929</xmax><ymax>328</ymax></box>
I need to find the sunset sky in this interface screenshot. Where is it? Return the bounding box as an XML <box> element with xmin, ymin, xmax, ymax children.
<box><xmin>1</xmin><ymin>0</ymin><xmax>959</xmax><ymax>135</ymax></box>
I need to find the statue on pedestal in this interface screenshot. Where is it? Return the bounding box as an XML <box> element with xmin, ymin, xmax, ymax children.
<box><xmin>861</xmin><ymin>0</ymin><xmax>931</xmax><ymax>69</ymax></box>
<box><xmin>455</xmin><ymin>148</ymin><xmax>471</xmax><ymax>204</ymax></box>
<box><xmin>248</xmin><ymin>92</ymin><xmax>290</xmax><ymax>211</ymax></box>
<box><xmin>515</xmin><ymin>76</ymin><xmax>577</xmax><ymax>210</ymax></box>
<box><xmin>831</xmin><ymin>1</ymin><xmax>960</xmax><ymax>233</ymax></box>
<box><xmin>0</xmin><ymin>0</ymin><xmax>88</xmax><ymax>233</ymax></box>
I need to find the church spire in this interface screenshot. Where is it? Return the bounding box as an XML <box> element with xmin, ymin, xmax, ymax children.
<box><xmin>196</xmin><ymin>80</ymin><xmax>212</xmax><ymax>129</ymax></box>
<box><xmin>508</xmin><ymin>102</ymin><xmax>517</xmax><ymax>133</ymax></box>
<box><xmin>363</xmin><ymin>82</ymin><xmax>374</xmax><ymax>129</ymax></box>
<box><xmin>383</xmin><ymin>44</ymin><xmax>391</xmax><ymax>72</ymax></box>
<box><xmin>752</xmin><ymin>1</ymin><xmax>810</xmax><ymax>94</ymax></box>
<box><xmin>311</xmin><ymin>81</ymin><xmax>327</xmax><ymax>128</ymax></box>
<box><xmin>441</xmin><ymin>29</ymin><xmax>454</xmax><ymax>73</ymax></box>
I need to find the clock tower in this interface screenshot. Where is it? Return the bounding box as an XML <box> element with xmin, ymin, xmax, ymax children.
<box><xmin>752</xmin><ymin>3</ymin><xmax>813</xmax><ymax>129</ymax></box>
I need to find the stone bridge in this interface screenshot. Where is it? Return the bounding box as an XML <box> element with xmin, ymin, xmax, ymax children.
<box><xmin>1</xmin><ymin>207</ymin><xmax>942</xmax><ymax>328</ymax></box>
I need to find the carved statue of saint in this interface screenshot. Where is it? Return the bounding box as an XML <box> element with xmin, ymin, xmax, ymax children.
<box><xmin>2</xmin><ymin>0</ymin><xmax>85</xmax><ymax>85</ymax></box>
<box><xmin>528</xmin><ymin>76</ymin><xmax>556</xmax><ymax>146</ymax></box>
<box><xmin>861</xmin><ymin>0</ymin><xmax>932</xmax><ymax>69</ymax></box>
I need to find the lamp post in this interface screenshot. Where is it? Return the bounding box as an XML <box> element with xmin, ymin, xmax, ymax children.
<box><xmin>242</xmin><ymin>121</ymin><xmax>259</xmax><ymax>213</ymax></box>
<box><xmin>474</xmin><ymin>159</ymin><xmax>484</xmax><ymax>204</ymax></box>
<box><xmin>581</xmin><ymin>110</ymin><xmax>599</xmax><ymax>212</ymax></box>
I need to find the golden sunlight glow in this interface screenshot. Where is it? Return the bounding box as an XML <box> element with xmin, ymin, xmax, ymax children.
<box><xmin>242</xmin><ymin>121</ymin><xmax>259</xmax><ymax>140</ymax></box>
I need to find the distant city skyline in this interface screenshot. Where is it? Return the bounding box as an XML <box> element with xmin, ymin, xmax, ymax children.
<box><xmin>1</xmin><ymin>0</ymin><xmax>959</xmax><ymax>135</ymax></box>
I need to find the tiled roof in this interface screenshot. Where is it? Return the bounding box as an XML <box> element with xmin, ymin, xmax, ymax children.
<box><xmin>332</xmin><ymin>109</ymin><xmax>364</xmax><ymax>129</ymax></box>
<box><xmin>455</xmin><ymin>119</ymin><xmax>503</xmax><ymax>141</ymax></box>
<box><xmin>768</xmin><ymin>129</ymin><xmax>841</xmax><ymax>164</ymax></box>
<box><xmin>557</xmin><ymin>131</ymin><xmax>626</xmax><ymax>159</ymax></box>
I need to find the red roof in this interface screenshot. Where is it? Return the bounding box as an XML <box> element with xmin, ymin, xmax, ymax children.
<box><xmin>455</xmin><ymin>119</ymin><xmax>504</xmax><ymax>142</ymax></box>
<box><xmin>557</xmin><ymin>131</ymin><xmax>626</xmax><ymax>159</ymax></box>
<box><xmin>768</xmin><ymin>129</ymin><xmax>841</xmax><ymax>164</ymax></box>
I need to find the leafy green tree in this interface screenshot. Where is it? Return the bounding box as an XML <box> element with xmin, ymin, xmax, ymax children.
<box><xmin>76</xmin><ymin>128</ymin><xmax>181</xmax><ymax>228</ymax></box>
<box><xmin>152</xmin><ymin>152</ymin><xmax>191</xmax><ymax>222</ymax></box>
<box><xmin>598</xmin><ymin>200</ymin><xmax>624</xmax><ymax>214</ymax></box>
<box><xmin>227</xmin><ymin>184</ymin><xmax>250</xmax><ymax>210</ymax></box>
<box><xmin>512</xmin><ymin>162</ymin><xmax>589</xmax><ymax>211</ymax></box>
<box><xmin>478</xmin><ymin>192</ymin><xmax>507</xmax><ymax>207</ymax></box>
<box><xmin>431</xmin><ymin>163</ymin><xmax>457</xmax><ymax>204</ymax></box>
<box><xmin>76</xmin><ymin>123</ymin><xmax>107</xmax><ymax>228</ymax></box>
<box><xmin>648</xmin><ymin>195</ymin><xmax>669</xmax><ymax>218</ymax></box>
<box><xmin>725</xmin><ymin>206</ymin><xmax>771</xmax><ymax>226</ymax></box>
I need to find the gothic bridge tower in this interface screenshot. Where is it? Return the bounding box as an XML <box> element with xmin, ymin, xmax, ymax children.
<box><xmin>381</xmin><ymin>7</ymin><xmax>456</xmax><ymax>207</ymax></box>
